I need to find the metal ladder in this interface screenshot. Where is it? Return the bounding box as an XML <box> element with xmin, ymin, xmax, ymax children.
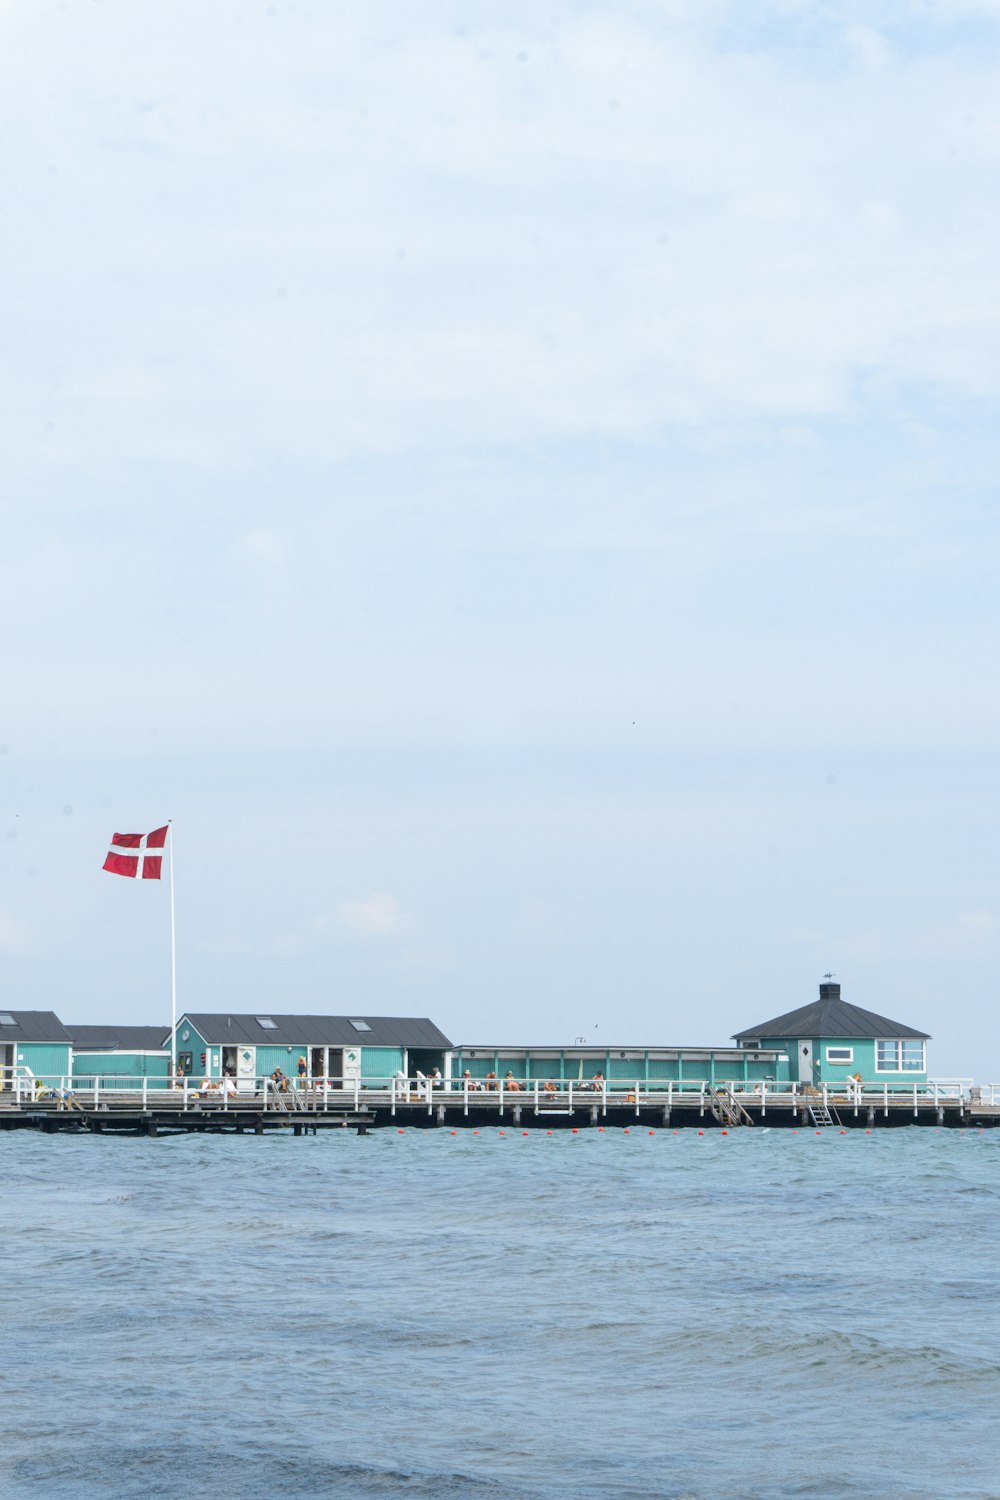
<box><xmin>808</xmin><ymin>1102</ymin><xmax>840</xmax><ymax>1127</ymax></box>
<box><xmin>708</xmin><ymin>1087</ymin><xmax>754</xmax><ymax>1128</ymax></box>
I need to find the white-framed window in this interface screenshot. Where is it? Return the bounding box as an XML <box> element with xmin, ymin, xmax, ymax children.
<box><xmin>825</xmin><ymin>1046</ymin><xmax>853</xmax><ymax>1065</ymax></box>
<box><xmin>876</xmin><ymin>1039</ymin><xmax>925</xmax><ymax>1072</ymax></box>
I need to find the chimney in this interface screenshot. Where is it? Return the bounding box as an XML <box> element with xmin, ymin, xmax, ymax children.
<box><xmin>819</xmin><ymin>980</ymin><xmax>841</xmax><ymax>1002</ymax></box>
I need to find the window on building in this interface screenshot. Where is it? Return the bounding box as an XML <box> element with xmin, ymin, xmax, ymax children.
<box><xmin>255</xmin><ymin>1017</ymin><xmax>278</xmax><ymax>1030</ymax></box>
<box><xmin>900</xmin><ymin>1040</ymin><xmax>925</xmax><ymax>1071</ymax></box>
<box><xmin>826</xmin><ymin>1047</ymin><xmax>853</xmax><ymax>1064</ymax></box>
<box><xmin>876</xmin><ymin>1039</ymin><xmax>925</xmax><ymax>1072</ymax></box>
<box><xmin>0</xmin><ymin>1013</ymin><xmax>16</xmax><ymax>1026</ymax></box>
<box><xmin>350</xmin><ymin>1019</ymin><xmax>372</xmax><ymax>1032</ymax></box>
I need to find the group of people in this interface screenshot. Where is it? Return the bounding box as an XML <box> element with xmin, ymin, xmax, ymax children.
<box><xmin>196</xmin><ymin>1075</ymin><xmax>238</xmax><ymax>1099</ymax></box>
<box><xmin>459</xmin><ymin>1069</ymin><xmax>607</xmax><ymax>1093</ymax></box>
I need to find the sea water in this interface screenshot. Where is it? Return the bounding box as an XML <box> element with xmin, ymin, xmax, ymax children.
<box><xmin>1</xmin><ymin>1127</ymin><xmax>998</xmax><ymax>1500</ymax></box>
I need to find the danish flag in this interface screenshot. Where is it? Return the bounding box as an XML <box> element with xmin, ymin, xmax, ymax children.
<box><xmin>102</xmin><ymin>826</ymin><xmax>169</xmax><ymax>880</ymax></box>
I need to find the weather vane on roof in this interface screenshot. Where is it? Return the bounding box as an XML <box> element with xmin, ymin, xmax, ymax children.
<box><xmin>823</xmin><ymin>971</ymin><xmax>835</xmax><ymax>980</ymax></box>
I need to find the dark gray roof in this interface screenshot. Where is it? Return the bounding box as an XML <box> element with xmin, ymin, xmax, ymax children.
<box><xmin>178</xmin><ymin>1013</ymin><xmax>453</xmax><ymax>1049</ymax></box>
<box><xmin>455</xmin><ymin>1044</ymin><xmax>780</xmax><ymax>1056</ymax></box>
<box><xmin>734</xmin><ymin>993</ymin><xmax>930</xmax><ymax>1042</ymax></box>
<box><xmin>66</xmin><ymin>1025</ymin><xmax>170</xmax><ymax>1052</ymax></box>
<box><xmin>0</xmin><ymin>1010</ymin><xmax>73</xmax><ymax>1044</ymax></box>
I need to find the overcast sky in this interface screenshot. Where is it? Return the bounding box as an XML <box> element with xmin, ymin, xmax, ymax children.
<box><xmin>2</xmin><ymin>0</ymin><xmax>999</xmax><ymax>1076</ymax></box>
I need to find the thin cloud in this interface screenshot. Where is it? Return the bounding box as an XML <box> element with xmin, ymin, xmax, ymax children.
<box><xmin>325</xmin><ymin>894</ymin><xmax>416</xmax><ymax>938</ymax></box>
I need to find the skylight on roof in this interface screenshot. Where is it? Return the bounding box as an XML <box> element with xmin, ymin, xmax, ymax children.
<box><xmin>0</xmin><ymin>1013</ymin><xmax>15</xmax><ymax>1026</ymax></box>
<box><xmin>256</xmin><ymin>1017</ymin><xmax>278</xmax><ymax>1029</ymax></box>
<box><xmin>350</xmin><ymin>1019</ymin><xmax>372</xmax><ymax>1032</ymax></box>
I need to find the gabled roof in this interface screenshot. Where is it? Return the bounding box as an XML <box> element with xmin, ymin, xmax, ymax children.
<box><xmin>66</xmin><ymin>1024</ymin><xmax>170</xmax><ymax>1052</ymax></box>
<box><xmin>734</xmin><ymin>988</ymin><xmax>930</xmax><ymax>1042</ymax></box>
<box><xmin>176</xmin><ymin>1013</ymin><xmax>453</xmax><ymax>1049</ymax></box>
<box><xmin>0</xmin><ymin>1010</ymin><xmax>73</xmax><ymax>1044</ymax></box>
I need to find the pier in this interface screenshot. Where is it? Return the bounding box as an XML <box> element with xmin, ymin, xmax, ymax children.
<box><xmin>2</xmin><ymin>1075</ymin><xmax>999</xmax><ymax>1134</ymax></box>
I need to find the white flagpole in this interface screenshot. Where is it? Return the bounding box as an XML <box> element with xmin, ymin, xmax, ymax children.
<box><xmin>168</xmin><ymin>820</ymin><xmax>177</xmax><ymax>1076</ymax></box>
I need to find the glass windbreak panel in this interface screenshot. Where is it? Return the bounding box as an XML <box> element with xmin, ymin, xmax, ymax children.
<box><xmin>900</xmin><ymin>1041</ymin><xmax>924</xmax><ymax>1071</ymax></box>
<box><xmin>876</xmin><ymin>1041</ymin><xmax>899</xmax><ymax>1069</ymax></box>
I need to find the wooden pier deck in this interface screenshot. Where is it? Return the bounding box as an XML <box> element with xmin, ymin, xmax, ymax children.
<box><xmin>1</xmin><ymin>1080</ymin><xmax>997</xmax><ymax>1134</ymax></box>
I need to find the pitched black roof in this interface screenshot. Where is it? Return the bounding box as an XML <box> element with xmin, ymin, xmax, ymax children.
<box><xmin>66</xmin><ymin>1025</ymin><xmax>170</xmax><ymax>1051</ymax></box>
<box><xmin>0</xmin><ymin>1010</ymin><xmax>73</xmax><ymax>1043</ymax></box>
<box><xmin>733</xmin><ymin>983</ymin><xmax>930</xmax><ymax>1042</ymax></box>
<box><xmin>177</xmin><ymin>1013</ymin><xmax>453</xmax><ymax>1049</ymax></box>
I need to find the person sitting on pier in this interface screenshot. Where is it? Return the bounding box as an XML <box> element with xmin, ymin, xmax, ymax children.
<box><xmin>461</xmin><ymin>1070</ymin><xmax>482</xmax><ymax>1092</ymax></box>
<box><xmin>197</xmin><ymin>1078</ymin><xmax>219</xmax><ymax>1099</ymax></box>
<box><xmin>270</xmin><ymin>1067</ymin><xmax>290</xmax><ymax>1093</ymax></box>
<box><xmin>484</xmin><ymin>1071</ymin><xmax>498</xmax><ymax>1090</ymax></box>
<box><xmin>543</xmin><ymin>1079</ymin><xmax>559</xmax><ymax>1100</ymax></box>
<box><xmin>33</xmin><ymin>1079</ymin><xmax>55</xmax><ymax>1102</ymax></box>
<box><xmin>504</xmin><ymin>1070</ymin><xmax>522</xmax><ymax>1091</ymax></box>
<box><xmin>585</xmin><ymin>1071</ymin><xmax>605</xmax><ymax>1092</ymax></box>
<box><xmin>845</xmin><ymin>1071</ymin><xmax>864</xmax><ymax>1102</ymax></box>
<box><xmin>221</xmin><ymin>1075</ymin><xmax>238</xmax><ymax>1098</ymax></box>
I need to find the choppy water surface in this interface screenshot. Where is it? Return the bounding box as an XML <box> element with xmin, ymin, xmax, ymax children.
<box><xmin>2</xmin><ymin>1127</ymin><xmax>999</xmax><ymax>1499</ymax></box>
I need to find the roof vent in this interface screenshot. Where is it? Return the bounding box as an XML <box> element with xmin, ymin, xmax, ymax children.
<box><xmin>819</xmin><ymin>980</ymin><xmax>841</xmax><ymax>1002</ymax></box>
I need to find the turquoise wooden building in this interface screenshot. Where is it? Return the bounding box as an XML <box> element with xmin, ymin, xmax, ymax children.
<box><xmin>450</xmin><ymin>1042</ymin><xmax>791</xmax><ymax>1089</ymax></box>
<box><xmin>733</xmin><ymin>980</ymin><xmax>930</xmax><ymax>1086</ymax></box>
<box><xmin>169</xmin><ymin>1012</ymin><xmax>452</xmax><ymax>1089</ymax></box>
<box><xmin>0</xmin><ymin>1011</ymin><xmax>73</xmax><ymax>1086</ymax></box>
<box><xmin>68</xmin><ymin>1025</ymin><xmax>171</xmax><ymax>1090</ymax></box>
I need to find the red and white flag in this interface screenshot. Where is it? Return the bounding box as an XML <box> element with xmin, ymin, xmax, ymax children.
<box><xmin>102</xmin><ymin>826</ymin><xmax>169</xmax><ymax>880</ymax></box>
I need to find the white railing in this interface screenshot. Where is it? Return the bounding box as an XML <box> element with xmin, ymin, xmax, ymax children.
<box><xmin>2</xmin><ymin>1068</ymin><xmax>994</xmax><ymax>1113</ymax></box>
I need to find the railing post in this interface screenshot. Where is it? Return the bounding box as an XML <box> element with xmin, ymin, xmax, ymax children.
<box><xmin>699</xmin><ymin>1082</ymin><xmax>705</xmax><ymax>1117</ymax></box>
<box><xmin>142</xmin><ymin>1076</ymin><xmax>148</xmax><ymax>1109</ymax></box>
<box><xmin>761</xmin><ymin>1081</ymin><xmax>766</xmax><ymax>1119</ymax></box>
<box><xmin>913</xmin><ymin>1081</ymin><xmax>918</xmax><ymax>1118</ymax></box>
<box><xmin>354</xmin><ymin>1075</ymin><xmax>359</xmax><ymax>1112</ymax></box>
<box><xmin>94</xmin><ymin>1074</ymin><xmax>100</xmax><ymax>1110</ymax></box>
<box><xmin>822</xmin><ymin>1082</ymin><xmax>828</xmax><ymax>1110</ymax></box>
<box><xmin>390</xmin><ymin>1077</ymin><xmax>396</xmax><ymax>1118</ymax></box>
<box><xmin>635</xmin><ymin>1080</ymin><xmax>640</xmax><ymax>1118</ymax></box>
<box><xmin>499</xmin><ymin>1079</ymin><xmax>504</xmax><ymax>1117</ymax></box>
<box><xmin>568</xmin><ymin>1079</ymin><xmax>574</xmax><ymax>1113</ymax></box>
<box><xmin>464</xmin><ymin>1080</ymin><xmax>469</xmax><ymax>1118</ymax></box>
<box><xmin>883</xmin><ymin>1082</ymin><xmax>888</xmax><ymax>1118</ymax></box>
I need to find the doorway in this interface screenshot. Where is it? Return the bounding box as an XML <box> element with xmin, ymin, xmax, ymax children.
<box><xmin>0</xmin><ymin>1043</ymin><xmax>12</xmax><ymax>1089</ymax></box>
<box><xmin>311</xmin><ymin>1047</ymin><xmax>344</xmax><ymax>1086</ymax></box>
<box><xmin>797</xmin><ymin>1041</ymin><xmax>814</xmax><ymax>1083</ymax></box>
<box><xmin>222</xmin><ymin>1045</ymin><xmax>257</xmax><ymax>1093</ymax></box>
